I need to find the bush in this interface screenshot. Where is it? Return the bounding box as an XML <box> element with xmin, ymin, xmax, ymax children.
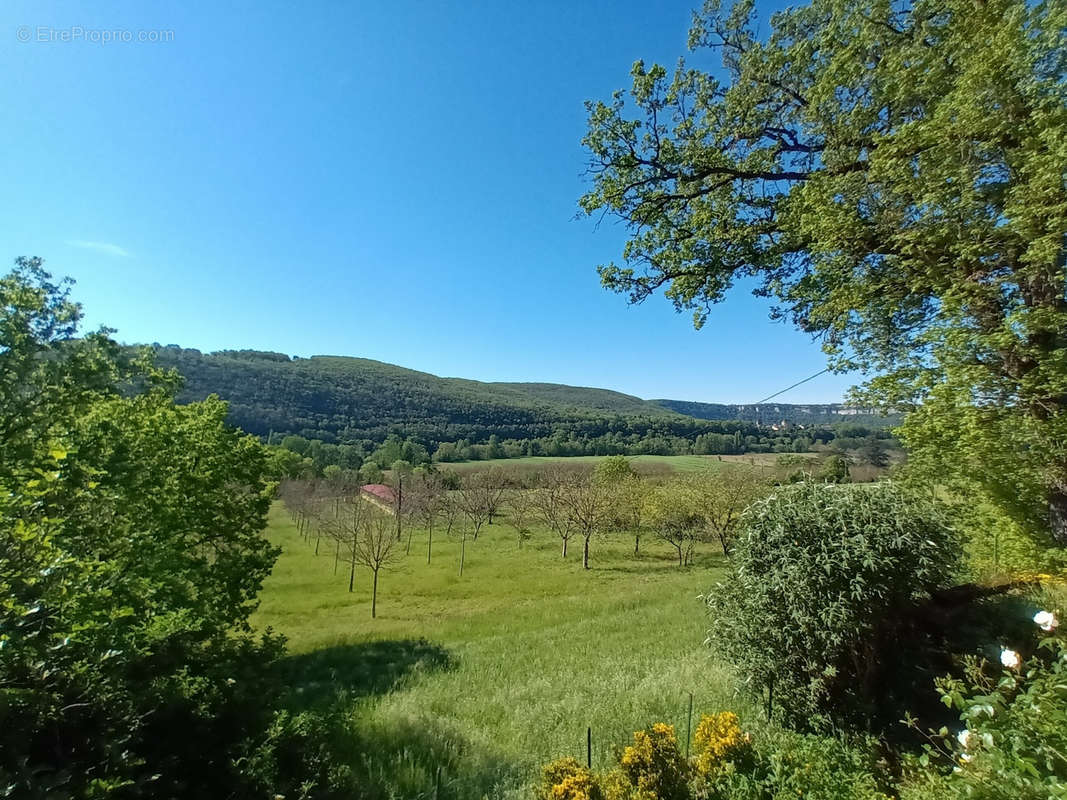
<box><xmin>901</xmin><ymin>614</ymin><xmax>1067</xmax><ymax>800</ymax></box>
<box><xmin>704</xmin><ymin>729</ymin><xmax>891</xmax><ymax>800</ymax></box>
<box><xmin>0</xmin><ymin>262</ymin><xmax>350</xmax><ymax>798</ymax></box>
<box><xmin>613</xmin><ymin>723</ymin><xmax>690</xmax><ymax>800</ymax></box>
<box><xmin>692</xmin><ymin>712</ymin><xmax>751</xmax><ymax>778</ymax></box>
<box><xmin>538</xmin><ymin>757</ymin><xmax>605</xmax><ymax>800</ymax></box>
<box><xmin>705</xmin><ymin>481</ymin><xmax>961</xmax><ymax>728</ymax></box>
<box><xmin>536</xmin><ymin>716</ymin><xmax>889</xmax><ymax>800</ymax></box>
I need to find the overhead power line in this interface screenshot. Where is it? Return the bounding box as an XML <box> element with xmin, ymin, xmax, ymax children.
<box><xmin>751</xmin><ymin>368</ymin><xmax>830</xmax><ymax>405</ymax></box>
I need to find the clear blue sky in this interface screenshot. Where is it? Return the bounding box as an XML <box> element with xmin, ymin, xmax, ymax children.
<box><xmin>1</xmin><ymin>0</ymin><xmax>857</xmax><ymax>404</ymax></box>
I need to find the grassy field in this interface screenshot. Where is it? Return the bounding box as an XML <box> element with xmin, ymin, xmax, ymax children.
<box><xmin>253</xmin><ymin>504</ymin><xmax>748</xmax><ymax>799</ymax></box>
<box><xmin>442</xmin><ymin>452</ymin><xmax>815</xmax><ymax>473</ymax></box>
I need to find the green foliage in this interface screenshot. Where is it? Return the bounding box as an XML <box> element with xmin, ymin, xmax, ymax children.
<box><xmin>703</xmin><ymin>728</ymin><xmax>890</xmax><ymax>800</ymax></box>
<box><xmin>594</xmin><ymin>455</ymin><xmax>636</xmax><ymax>484</ymax></box>
<box><xmin>612</xmin><ymin>723</ymin><xmax>691</xmax><ymax>800</ymax></box>
<box><xmin>153</xmin><ymin>347</ymin><xmax>880</xmax><ymax>466</ymax></box>
<box><xmin>0</xmin><ymin>260</ymin><xmax>342</xmax><ymax>797</ymax></box>
<box><xmin>538</xmin><ymin>757</ymin><xmax>605</xmax><ymax>800</ymax></box>
<box><xmin>538</xmin><ymin>717</ymin><xmax>889</xmax><ymax>800</ymax></box>
<box><xmin>960</xmin><ymin>501</ymin><xmax>1067</xmax><ymax>574</ymax></box>
<box><xmin>643</xmin><ymin>480</ymin><xmax>703</xmax><ymax>566</ymax></box>
<box><xmin>902</xmin><ymin>628</ymin><xmax>1067</xmax><ymax>800</ymax></box>
<box><xmin>152</xmin><ymin>347</ymin><xmax>681</xmax><ymax>445</ymax></box>
<box><xmin>859</xmin><ymin>437</ymin><xmax>890</xmax><ymax>469</ymax></box>
<box><xmin>359</xmin><ymin>461</ymin><xmax>384</xmax><ymax>485</ymax></box>
<box><xmin>706</xmin><ymin>482</ymin><xmax>961</xmax><ymax>728</ymax></box>
<box><xmin>816</xmin><ymin>453</ymin><xmax>851</xmax><ymax>483</ymax></box>
<box><xmin>581</xmin><ymin>0</ymin><xmax>1067</xmax><ymax>543</ymax></box>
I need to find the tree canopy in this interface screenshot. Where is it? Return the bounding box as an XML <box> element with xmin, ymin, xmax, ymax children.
<box><xmin>581</xmin><ymin>0</ymin><xmax>1067</xmax><ymax>541</ymax></box>
<box><xmin>0</xmin><ymin>259</ymin><xmax>304</xmax><ymax>796</ymax></box>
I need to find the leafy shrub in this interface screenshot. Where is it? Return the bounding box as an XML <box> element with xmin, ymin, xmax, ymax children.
<box><xmin>0</xmin><ymin>261</ymin><xmax>349</xmax><ymax>797</ymax></box>
<box><xmin>237</xmin><ymin>708</ymin><xmax>356</xmax><ymax>800</ymax></box>
<box><xmin>692</xmin><ymin>712</ymin><xmax>751</xmax><ymax>777</ymax></box>
<box><xmin>538</xmin><ymin>757</ymin><xmax>605</xmax><ymax>800</ymax></box>
<box><xmin>816</xmin><ymin>454</ymin><xmax>851</xmax><ymax>483</ymax></box>
<box><xmin>703</xmin><ymin>729</ymin><xmax>891</xmax><ymax>800</ymax></box>
<box><xmin>705</xmin><ymin>481</ymin><xmax>961</xmax><ymax>728</ymax></box>
<box><xmin>612</xmin><ymin>723</ymin><xmax>691</xmax><ymax>800</ymax></box>
<box><xmin>536</xmin><ymin>716</ymin><xmax>889</xmax><ymax>800</ymax></box>
<box><xmin>901</xmin><ymin>613</ymin><xmax>1067</xmax><ymax>800</ymax></box>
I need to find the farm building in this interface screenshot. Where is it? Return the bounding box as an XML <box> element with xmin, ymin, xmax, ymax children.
<box><xmin>360</xmin><ymin>483</ymin><xmax>396</xmax><ymax>507</ymax></box>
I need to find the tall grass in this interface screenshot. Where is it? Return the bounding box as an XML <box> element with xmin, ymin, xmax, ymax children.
<box><xmin>254</xmin><ymin>504</ymin><xmax>749</xmax><ymax>798</ymax></box>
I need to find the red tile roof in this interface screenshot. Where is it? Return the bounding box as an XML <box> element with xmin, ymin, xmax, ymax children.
<box><xmin>361</xmin><ymin>484</ymin><xmax>396</xmax><ymax>504</ymax></box>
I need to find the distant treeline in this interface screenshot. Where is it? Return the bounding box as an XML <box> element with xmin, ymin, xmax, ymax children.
<box><xmin>267</xmin><ymin>424</ymin><xmax>896</xmax><ymax>479</ymax></box>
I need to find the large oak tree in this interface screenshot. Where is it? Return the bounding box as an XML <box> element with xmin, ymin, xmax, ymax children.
<box><xmin>581</xmin><ymin>0</ymin><xmax>1067</xmax><ymax>542</ymax></box>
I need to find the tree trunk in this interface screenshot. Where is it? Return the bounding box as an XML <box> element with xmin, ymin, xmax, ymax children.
<box><xmin>562</xmin><ymin>536</ymin><xmax>568</xmax><ymax>558</ymax></box>
<box><xmin>583</xmin><ymin>536</ymin><xmax>590</xmax><ymax>570</ymax></box>
<box><xmin>406</xmin><ymin>525</ymin><xmax>413</xmax><ymax>555</ymax></box>
<box><xmin>427</xmin><ymin>524</ymin><xmax>433</xmax><ymax>565</ymax></box>
<box><xmin>1051</xmin><ymin>488</ymin><xmax>1067</xmax><ymax>545</ymax></box>
<box><xmin>315</xmin><ymin>530</ymin><xmax>321</xmax><ymax>555</ymax></box>
<box><xmin>634</xmin><ymin>534</ymin><xmax>640</xmax><ymax>556</ymax></box>
<box><xmin>459</xmin><ymin>534</ymin><xmax>466</xmax><ymax>576</ymax></box>
<box><xmin>333</xmin><ymin>539</ymin><xmax>340</xmax><ymax>574</ymax></box>
<box><xmin>348</xmin><ymin>557</ymin><xmax>356</xmax><ymax>592</ymax></box>
<box><xmin>371</xmin><ymin>569</ymin><xmax>378</xmax><ymax>619</ymax></box>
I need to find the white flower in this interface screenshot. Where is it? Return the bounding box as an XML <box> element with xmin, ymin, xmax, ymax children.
<box><xmin>1034</xmin><ymin>610</ymin><xmax>1059</xmax><ymax>632</ymax></box>
<box><xmin>957</xmin><ymin>729</ymin><xmax>974</xmax><ymax>749</ymax></box>
<box><xmin>960</xmin><ymin>752</ymin><xmax>974</xmax><ymax>763</ymax></box>
<box><xmin>225</xmin><ymin>678</ymin><xmax>236</xmax><ymax>686</ymax></box>
<box><xmin>1000</xmin><ymin>648</ymin><xmax>1020</xmax><ymax>669</ymax></box>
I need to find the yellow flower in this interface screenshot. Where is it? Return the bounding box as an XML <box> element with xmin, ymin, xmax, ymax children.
<box><xmin>540</xmin><ymin>757</ymin><xmax>602</xmax><ymax>800</ymax></box>
<box><xmin>692</xmin><ymin>712</ymin><xmax>751</xmax><ymax>775</ymax></box>
<box><xmin>617</xmin><ymin>724</ymin><xmax>690</xmax><ymax>800</ymax></box>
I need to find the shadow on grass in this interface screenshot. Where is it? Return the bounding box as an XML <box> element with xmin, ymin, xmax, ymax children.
<box><xmin>279</xmin><ymin>638</ymin><xmax>454</xmax><ymax>708</ymax></box>
<box><xmin>275</xmin><ymin>640</ymin><xmax>527</xmax><ymax>798</ymax></box>
<box><xmin>342</xmin><ymin>713</ymin><xmax>527</xmax><ymax>800</ymax></box>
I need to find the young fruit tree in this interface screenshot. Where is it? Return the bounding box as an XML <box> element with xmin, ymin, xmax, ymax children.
<box><xmin>533</xmin><ymin>467</ymin><xmax>579</xmax><ymax>559</ymax></box>
<box><xmin>687</xmin><ymin>467</ymin><xmax>766</xmax><ymax>556</ymax></box>
<box><xmin>559</xmin><ymin>472</ymin><xmax>613</xmax><ymax>570</ymax></box>
<box><xmin>324</xmin><ymin>491</ymin><xmax>372</xmax><ymax>593</ymax></box>
<box><xmin>593</xmin><ymin>457</ymin><xmax>644</xmax><ymax>554</ymax></box>
<box><xmin>504</xmin><ymin>487</ymin><xmax>536</xmax><ymax>548</ymax></box>
<box><xmin>351</xmin><ymin>509</ymin><xmax>403</xmax><ymax>619</ymax></box>
<box><xmin>456</xmin><ymin>475</ymin><xmax>493</xmax><ymax>541</ymax></box>
<box><xmin>409</xmin><ymin>470</ymin><xmax>443</xmax><ymax>562</ymax></box>
<box><xmin>644</xmin><ymin>481</ymin><xmax>703</xmax><ymax>567</ymax></box>
<box><xmin>390</xmin><ymin>459</ymin><xmax>413</xmax><ymax>542</ymax></box>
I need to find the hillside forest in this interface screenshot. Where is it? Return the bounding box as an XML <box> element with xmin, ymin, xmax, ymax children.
<box><xmin>150</xmin><ymin>346</ymin><xmax>899</xmax><ymax>479</ymax></box>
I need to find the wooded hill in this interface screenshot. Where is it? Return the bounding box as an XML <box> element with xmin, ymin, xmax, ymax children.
<box><xmin>150</xmin><ymin>346</ymin><xmax>891</xmax><ymax>447</ymax></box>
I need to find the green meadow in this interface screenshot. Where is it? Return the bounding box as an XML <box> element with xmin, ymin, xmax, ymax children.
<box><xmin>443</xmin><ymin>452</ymin><xmax>813</xmax><ymax>473</ymax></box>
<box><xmin>254</xmin><ymin>503</ymin><xmax>747</xmax><ymax>799</ymax></box>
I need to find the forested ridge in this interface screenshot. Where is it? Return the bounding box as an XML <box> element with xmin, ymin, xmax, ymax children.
<box><xmin>652</xmin><ymin>398</ymin><xmax>886</xmax><ymax>424</ymax></box>
<box><xmin>150</xmin><ymin>346</ymin><xmax>890</xmax><ymax>448</ymax></box>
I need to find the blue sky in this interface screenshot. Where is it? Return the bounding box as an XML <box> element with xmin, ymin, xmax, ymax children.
<box><xmin>1</xmin><ymin>0</ymin><xmax>858</xmax><ymax>404</ymax></box>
